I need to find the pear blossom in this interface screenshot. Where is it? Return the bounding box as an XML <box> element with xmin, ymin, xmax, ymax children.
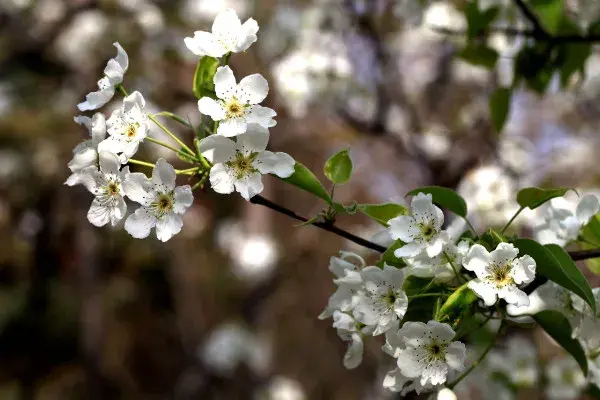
<box><xmin>388</xmin><ymin>192</ymin><xmax>450</xmax><ymax>258</ymax></box>
<box><xmin>78</xmin><ymin>42</ymin><xmax>129</xmax><ymax>111</ymax></box>
<box><xmin>353</xmin><ymin>265</ymin><xmax>408</xmax><ymax>335</ymax></box>
<box><xmin>123</xmin><ymin>159</ymin><xmax>193</xmax><ymax>242</ymax></box>
<box><xmin>318</xmin><ymin>251</ymin><xmax>365</xmax><ymax>320</ymax></box>
<box><xmin>332</xmin><ymin>311</ymin><xmax>372</xmax><ymax>369</ymax></box>
<box><xmin>79</xmin><ymin>151</ymin><xmax>129</xmax><ymax>227</ymax></box>
<box><xmin>99</xmin><ymin>91</ymin><xmax>149</xmax><ymax>163</ymax></box>
<box><xmin>394</xmin><ymin>321</ymin><xmax>466</xmax><ymax>386</ymax></box>
<box><xmin>570</xmin><ymin>287</ymin><xmax>600</xmax><ymax>351</ymax></box>
<box><xmin>184</xmin><ymin>8</ymin><xmax>259</xmax><ymax>58</ymax></box>
<box><xmin>546</xmin><ymin>357</ymin><xmax>586</xmax><ymax>400</ymax></box>
<box><xmin>535</xmin><ymin>195</ymin><xmax>600</xmax><ymax>246</ymax></box>
<box><xmin>463</xmin><ymin>243</ymin><xmax>536</xmax><ymax>307</ymax></box>
<box><xmin>405</xmin><ymin>240</ymin><xmax>469</xmax><ymax>282</ymax></box>
<box><xmin>198</xmin><ymin>66</ymin><xmax>277</xmax><ymax>137</ymax></box>
<box><xmin>65</xmin><ymin>113</ymin><xmax>107</xmax><ymax>186</ymax></box>
<box><xmin>197</xmin><ymin>124</ymin><xmax>294</xmax><ymax>200</ymax></box>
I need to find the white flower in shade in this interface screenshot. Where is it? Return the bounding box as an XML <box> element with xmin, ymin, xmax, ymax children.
<box><xmin>546</xmin><ymin>357</ymin><xmax>586</xmax><ymax>400</ymax></box>
<box><xmin>319</xmin><ymin>251</ymin><xmax>365</xmax><ymax>320</ymax></box>
<box><xmin>65</xmin><ymin>113</ymin><xmax>107</xmax><ymax>186</ymax></box>
<box><xmin>486</xmin><ymin>336</ymin><xmax>538</xmax><ymax>388</ymax></box>
<box><xmin>123</xmin><ymin>159</ymin><xmax>193</xmax><ymax>242</ymax></box>
<box><xmin>99</xmin><ymin>91</ymin><xmax>149</xmax><ymax>163</ymax></box>
<box><xmin>405</xmin><ymin>240</ymin><xmax>469</xmax><ymax>282</ymax></box>
<box><xmin>571</xmin><ymin>288</ymin><xmax>600</xmax><ymax>351</ymax></box>
<box><xmin>353</xmin><ymin>265</ymin><xmax>408</xmax><ymax>335</ymax></box>
<box><xmin>463</xmin><ymin>243</ymin><xmax>536</xmax><ymax>307</ymax></box>
<box><xmin>198</xmin><ymin>66</ymin><xmax>277</xmax><ymax>137</ymax></box>
<box><xmin>184</xmin><ymin>8</ymin><xmax>258</xmax><ymax>58</ymax></box>
<box><xmin>197</xmin><ymin>124</ymin><xmax>294</xmax><ymax>200</ymax></box>
<box><xmin>79</xmin><ymin>151</ymin><xmax>129</xmax><ymax>227</ymax></box>
<box><xmin>332</xmin><ymin>311</ymin><xmax>373</xmax><ymax>369</ymax></box>
<box><xmin>395</xmin><ymin>321</ymin><xmax>466</xmax><ymax>386</ymax></box>
<box><xmin>535</xmin><ymin>195</ymin><xmax>600</xmax><ymax>246</ymax></box>
<box><xmin>382</xmin><ymin>368</ymin><xmax>410</xmax><ymax>392</ymax></box>
<box><xmin>78</xmin><ymin>42</ymin><xmax>129</xmax><ymax>111</ymax></box>
<box><xmin>388</xmin><ymin>192</ymin><xmax>450</xmax><ymax>258</ymax></box>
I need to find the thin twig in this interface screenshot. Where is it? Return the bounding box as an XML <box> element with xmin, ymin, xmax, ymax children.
<box><xmin>431</xmin><ymin>25</ymin><xmax>600</xmax><ymax>43</ymax></box>
<box><xmin>513</xmin><ymin>0</ymin><xmax>550</xmax><ymax>37</ymax></box>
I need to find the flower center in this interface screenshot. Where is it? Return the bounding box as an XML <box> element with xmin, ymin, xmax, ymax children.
<box><xmin>106</xmin><ymin>181</ymin><xmax>120</xmax><ymax>196</ymax></box>
<box><xmin>225</xmin><ymin>98</ymin><xmax>245</xmax><ymax>119</ymax></box>
<box><xmin>490</xmin><ymin>263</ymin><xmax>513</xmax><ymax>287</ymax></box>
<box><xmin>426</xmin><ymin>342</ymin><xmax>447</xmax><ymax>361</ymax></box>
<box><xmin>150</xmin><ymin>193</ymin><xmax>174</xmax><ymax>218</ymax></box>
<box><xmin>227</xmin><ymin>152</ymin><xmax>257</xmax><ymax>179</ymax></box>
<box><xmin>381</xmin><ymin>290</ymin><xmax>397</xmax><ymax>307</ymax></box>
<box><xmin>419</xmin><ymin>223</ymin><xmax>436</xmax><ymax>240</ymax></box>
<box><xmin>124</xmin><ymin>123</ymin><xmax>140</xmax><ymax>140</ymax></box>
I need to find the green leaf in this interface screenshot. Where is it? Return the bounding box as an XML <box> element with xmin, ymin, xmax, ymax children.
<box><xmin>377</xmin><ymin>240</ymin><xmax>406</xmax><ymax>269</ymax></box>
<box><xmin>458</xmin><ymin>44</ymin><xmax>499</xmax><ymax>69</ymax></box>
<box><xmin>513</xmin><ymin>238</ymin><xmax>595</xmax><ymax>313</ymax></box>
<box><xmin>403</xmin><ymin>276</ymin><xmax>436</xmax><ymax>296</ymax></box>
<box><xmin>545</xmin><ymin>244</ymin><xmax>596</xmax><ymax>313</ymax></box>
<box><xmin>193</xmin><ymin>56</ymin><xmax>220</xmax><ymax>99</ymax></box>
<box><xmin>581</xmin><ymin>216</ymin><xmax>600</xmax><ymax>275</ymax></box>
<box><xmin>464</xmin><ymin>2</ymin><xmax>500</xmax><ymax>39</ymax></box>
<box><xmin>555</xmin><ymin>17</ymin><xmax>591</xmax><ymax>89</ymax></box>
<box><xmin>516</xmin><ymin>187</ymin><xmax>572</xmax><ymax>210</ymax></box>
<box><xmin>534</xmin><ymin>310</ymin><xmax>588</xmax><ymax>375</ymax></box>
<box><xmin>489</xmin><ymin>87</ymin><xmax>512</xmax><ymax>134</ymax></box>
<box><xmin>406</xmin><ymin>186</ymin><xmax>468</xmax><ymax>217</ymax></box>
<box><xmin>479</xmin><ymin>228</ymin><xmax>507</xmax><ymax>251</ymax></box>
<box><xmin>436</xmin><ymin>283</ymin><xmax>478</xmax><ymax>325</ymax></box>
<box><xmin>588</xmin><ymin>384</ymin><xmax>600</xmax><ymax>399</ymax></box>
<box><xmin>358</xmin><ymin>203</ymin><xmax>408</xmax><ymax>226</ymax></box>
<box><xmin>529</xmin><ymin>0</ymin><xmax>565</xmax><ymax>35</ymax></box>
<box><xmin>514</xmin><ymin>45</ymin><xmax>555</xmax><ymax>94</ymax></box>
<box><xmin>324</xmin><ymin>149</ymin><xmax>353</xmax><ymax>185</ymax></box>
<box><xmin>281</xmin><ymin>162</ymin><xmax>332</xmax><ymax>204</ymax></box>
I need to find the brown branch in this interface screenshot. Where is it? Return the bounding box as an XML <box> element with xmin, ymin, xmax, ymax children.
<box><xmin>431</xmin><ymin>25</ymin><xmax>600</xmax><ymax>43</ymax></box>
<box><xmin>513</xmin><ymin>0</ymin><xmax>550</xmax><ymax>38</ymax></box>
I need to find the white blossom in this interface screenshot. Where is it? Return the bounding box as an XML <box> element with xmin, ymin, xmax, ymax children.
<box><xmin>318</xmin><ymin>251</ymin><xmax>365</xmax><ymax>320</ymax></box>
<box><xmin>571</xmin><ymin>287</ymin><xmax>600</xmax><ymax>352</ymax></box>
<box><xmin>198</xmin><ymin>66</ymin><xmax>277</xmax><ymax>137</ymax></box>
<box><xmin>388</xmin><ymin>192</ymin><xmax>450</xmax><ymax>258</ymax></box>
<box><xmin>197</xmin><ymin>124</ymin><xmax>294</xmax><ymax>200</ymax></box>
<box><xmin>332</xmin><ymin>311</ymin><xmax>372</xmax><ymax>369</ymax></box>
<box><xmin>77</xmin><ymin>42</ymin><xmax>128</xmax><ymax>111</ymax></box>
<box><xmin>65</xmin><ymin>113</ymin><xmax>107</xmax><ymax>186</ymax></box>
<box><xmin>463</xmin><ymin>243</ymin><xmax>536</xmax><ymax>307</ymax></box>
<box><xmin>79</xmin><ymin>151</ymin><xmax>129</xmax><ymax>227</ymax></box>
<box><xmin>535</xmin><ymin>195</ymin><xmax>600</xmax><ymax>246</ymax></box>
<box><xmin>353</xmin><ymin>265</ymin><xmax>408</xmax><ymax>335</ymax></box>
<box><xmin>123</xmin><ymin>159</ymin><xmax>193</xmax><ymax>242</ymax></box>
<box><xmin>546</xmin><ymin>357</ymin><xmax>586</xmax><ymax>400</ymax></box>
<box><xmin>393</xmin><ymin>321</ymin><xmax>466</xmax><ymax>386</ymax></box>
<box><xmin>405</xmin><ymin>240</ymin><xmax>469</xmax><ymax>282</ymax></box>
<box><xmin>184</xmin><ymin>8</ymin><xmax>258</xmax><ymax>58</ymax></box>
<box><xmin>99</xmin><ymin>91</ymin><xmax>149</xmax><ymax>163</ymax></box>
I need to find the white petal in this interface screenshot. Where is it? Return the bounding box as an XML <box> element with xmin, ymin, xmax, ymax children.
<box><xmin>74</xmin><ymin>115</ymin><xmax>92</xmax><ymax>129</ymax></box>
<box><xmin>394</xmin><ymin>241</ymin><xmax>424</xmax><ymax>258</ymax></box>
<box><xmin>388</xmin><ymin>216</ymin><xmax>419</xmax><ymax>242</ymax></box>
<box><xmin>198</xmin><ymin>97</ymin><xmax>226</xmax><ymax>121</ymax></box>
<box><xmin>426</xmin><ymin>232</ymin><xmax>447</xmax><ymax>257</ymax></box>
<box><xmin>155</xmin><ymin>213</ymin><xmax>183</xmax><ymax>242</ymax></box>
<box><xmin>197</xmin><ymin>135</ymin><xmax>236</xmax><ymax>163</ymax></box>
<box><xmin>112</xmin><ymin>42</ymin><xmax>129</xmax><ymax>71</ymax></box>
<box><xmin>110</xmin><ymin>197</ymin><xmax>127</xmax><ymax>227</ymax></box>
<box><xmin>445</xmin><ymin>342</ymin><xmax>466</xmax><ymax>370</ymax></box>
<box><xmin>193</xmin><ymin>32</ymin><xmax>228</xmax><ymax>57</ymax></box>
<box><xmin>245</xmin><ymin>105</ymin><xmax>277</xmax><ymax>127</ymax></box>
<box><xmin>90</xmin><ymin>113</ymin><xmax>107</xmax><ymax>145</ymax></box>
<box><xmin>498</xmin><ymin>285</ymin><xmax>530</xmax><ymax>307</ymax></box>
<box><xmin>233</xmin><ymin>18</ymin><xmax>259</xmax><ymax>52</ymax></box>
<box><xmin>214</xmin><ymin>66</ymin><xmax>238</xmax><ymax>100</ymax></box>
<box><xmin>173</xmin><ymin>185</ymin><xmax>194</xmax><ymax>214</ymax></box>
<box><xmin>511</xmin><ymin>255</ymin><xmax>536</xmax><ymax>284</ymax></box>
<box><xmin>152</xmin><ymin>159</ymin><xmax>176</xmax><ymax>191</ymax></box>
<box><xmin>98</xmin><ymin>151</ymin><xmax>121</xmax><ymax>175</ymax></box>
<box><xmin>77</xmin><ymin>87</ymin><xmax>114</xmax><ymax>111</ymax></box>
<box><xmin>234</xmin><ymin>172</ymin><xmax>264</xmax><ymax>200</ymax></box>
<box><xmin>427</xmin><ymin>321</ymin><xmax>455</xmax><ymax>342</ymax></box>
<box><xmin>463</xmin><ymin>244</ymin><xmax>491</xmax><ymax>278</ymax></box>
<box><xmin>104</xmin><ymin>59</ymin><xmax>125</xmax><ymax>85</ymax></box>
<box><xmin>411</xmin><ymin>193</ymin><xmax>441</xmax><ymax>226</ymax></box>
<box><xmin>123</xmin><ymin>172</ymin><xmax>152</xmax><ymax>206</ymax></box>
<box><xmin>576</xmin><ymin>194</ymin><xmax>600</xmax><ymax>225</ymax></box>
<box><xmin>489</xmin><ymin>242</ymin><xmax>519</xmax><ymax>266</ymax></box>
<box><xmin>79</xmin><ymin>166</ymin><xmax>102</xmax><ymax>194</ymax></box>
<box><xmin>97</xmin><ymin>136</ymin><xmax>124</xmax><ymax>156</ymax></box>
<box><xmin>468</xmin><ymin>279</ymin><xmax>498</xmax><ymax>306</ymax></box>
<box><xmin>236</xmin><ymin>74</ymin><xmax>268</xmax><ymax>105</ymax></box>
<box><xmin>218</xmin><ymin>117</ymin><xmax>247</xmax><ymax>137</ymax></box>
<box><xmin>212</xmin><ymin>8</ymin><xmax>242</xmax><ymax>50</ymax></box>
<box><xmin>68</xmin><ymin>148</ymin><xmax>97</xmax><ymax>172</ymax></box>
<box><xmin>396</xmin><ymin>347</ymin><xmax>426</xmax><ymax>379</ymax></box>
<box><xmin>383</xmin><ymin>368</ymin><xmax>409</xmax><ymax>392</ymax></box>
<box><xmin>123</xmin><ymin>90</ymin><xmax>146</xmax><ymax>110</ymax></box>
<box><xmin>343</xmin><ymin>333</ymin><xmax>363</xmax><ymax>369</ymax></box>
<box><xmin>209</xmin><ymin>164</ymin><xmax>235</xmax><ymax>194</ymax></box>
<box><xmin>255</xmin><ymin>153</ymin><xmax>295</xmax><ymax>179</ymax></box>
<box><xmin>125</xmin><ymin>207</ymin><xmax>156</xmax><ymax>239</ymax></box>
<box><xmin>64</xmin><ymin>173</ymin><xmax>82</xmax><ymax>186</ymax></box>
<box><xmin>237</xmin><ymin>124</ymin><xmax>269</xmax><ymax>153</ymax></box>
<box><xmin>87</xmin><ymin>198</ymin><xmax>111</xmax><ymax>227</ymax></box>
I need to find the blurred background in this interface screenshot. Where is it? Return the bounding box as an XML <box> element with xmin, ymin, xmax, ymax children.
<box><xmin>1</xmin><ymin>0</ymin><xmax>600</xmax><ymax>399</ymax></box>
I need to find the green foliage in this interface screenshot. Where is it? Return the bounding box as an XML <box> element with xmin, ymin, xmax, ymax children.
<box><xmin>514</xmin><ymin>44</ymin><xmax>555</xmax><ymax>94</ymax></box>
<box><xmin>588</xmin><ymin>384</ymin><xmax>600</xmax><ymax>399</ymax></box>
<box><xmin>582</xmin><ymin>215</ymin><xmax>600</xmax><ymax>275</ymax></box>
<box><xmin>464</xmin><ymin>1</ymin><xmax>500</xmax><ymax>39</ymax></box>
<box><xmin>377</xmin><ymin>240</ymin><xmax>406</xmax><ymax>268</ymax></box>
<box><xmin>513</xmin><ymin>238</ymin><xmax>595</xmax><ymax>312</ymax></box>
<box><xmin>281</xmin><ymin>162</ymin><xmax>332</xmax><ymax>204</ymax></box>
<box><xmin>324</xmin><ymin>149</ymin><xmax>353</xmax><ymax>185</ymax></box>
<box><xmin>403</xmin><ymin>276</ymin><xmax>435</xmax><ymax>296</ymax></box>
<box><xmin>489</xmin><ymin>87</ymin><xmax>512</xmax><ymax>134</ymax></box>
<box><xmin>458</xmin><ymin>44</ymin><xmax>499</xmax><ymax>69</ymax></box>
<box><xmin>193</xmin><ymin>56</ymin><xmax>220</xmax><ymax>99</ymax></box>
<box><xmin>357</xmin><ymin>203</ymin><xmax>408</xmax><ymax>226</ymax></box>
<box><xmin>529</xmin><ymin>0</ymin><xmax>565</xmax><ymax>34</ymax></box>
<box><xmin>402</xmin><ymin>276</ymin><xmax>440</xmax><ymax>324</ymax></box>
<box><xmin>406</xmin><ymin>186</ymin><xmax>468</xmax><ymax>217</ymax></box>
<box><xmin>516</xmin><ymin>187</ymin><xmax>572</xmax><ymax>210</ymax></box>
<box><xmin>534</xmin><ymin>310</ymin><xmax>588</xmax><ymax>375</ymax></box>
<box><xmin>479</xmin><ymin>228</ymin><xmax>507</xmax><ymax>251</ymax></box>
<box><xmin>436</xmin><ymin>283</ymin><xmax>478</xmax><ymax>327</ymax></box>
